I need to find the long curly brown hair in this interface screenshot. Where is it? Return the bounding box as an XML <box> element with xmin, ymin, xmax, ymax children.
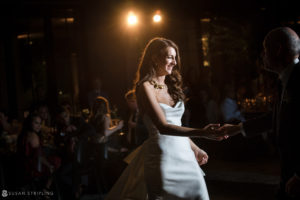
<box><xmin>134</xmin><ymin>37</ymin><xmax>185</xmax><ymax>102</ymax></box>
<box><xmin>89</xmin><ymin>96</ymin><xmax>110</xmax><ymax>135</ymax></box>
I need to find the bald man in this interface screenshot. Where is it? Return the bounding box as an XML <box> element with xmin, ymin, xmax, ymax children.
<box><xmin>223</xmin><ymin>27</ymin><xmax>300</xmax><ymax>199</ymax></box>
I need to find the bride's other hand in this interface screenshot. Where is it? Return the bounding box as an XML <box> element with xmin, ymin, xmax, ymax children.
<box><xmin>193</xmin><ymin>148</ymin><xmax>208</xmax><ymax>166</ymax></box>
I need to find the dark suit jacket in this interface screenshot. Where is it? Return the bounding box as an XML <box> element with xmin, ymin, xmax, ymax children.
<box><xmin>243</xmin><ymin>62</ymin><xmax>300</xmax><ymax>179</ymax></box>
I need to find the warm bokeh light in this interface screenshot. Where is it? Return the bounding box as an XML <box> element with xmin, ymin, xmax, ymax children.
<box><xmin>200</xmin><ymin>18</ymin><xmax>211</xmax><ymax>23</ymax></box>
<box><xmin>66</xmin><ymin>17</ymin><xmax>74</xmax><ymax>23</ymax></box>
<box><xmin>153</xmin><ymin>10</ymin><xmax>162</xmax><ymax>23</ymax></box>
<box><xmin>17</xmin><ymin>33</ymin><xmax>44</xmax><ymax>39</ymax></box>
<box><xmin>203</xmin><ymin>60</ymin><xmax>210</xmax><ymax>67</ymax></box>
<box><xmin>127</xmin><ymin>12</ymin><xmax>138</xmax><ymax>26</ymax></box>
<box><xmin>153</xmin><ymin>14</ymin><xmax>161</xmax><ymax>23</ymax></box>
<box><xmin>201</xmin><ymin>35</ymin><xmax>210</xmax><ymax>67</ymax></box>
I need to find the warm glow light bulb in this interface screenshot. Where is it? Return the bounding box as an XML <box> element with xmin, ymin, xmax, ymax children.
<box><xmin>127</xmin><ymin>12</ymin><xmax>138</xmax><ymax>26</ymax></box>
<box><xmin>153</xmin><ymin>14</ymin><xmax>161</xmax><ymax>23</ymax></box>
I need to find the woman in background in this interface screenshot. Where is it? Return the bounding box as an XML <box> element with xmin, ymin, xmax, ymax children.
<box><xmin>88</xmin><ymin>96</ymin><xmax>124</xmax><ymax>160</ymax></box>
<box><xmin>17</xmin><ymin>113</ymin><xmax>60</xmax><ymax>191</ymax></box>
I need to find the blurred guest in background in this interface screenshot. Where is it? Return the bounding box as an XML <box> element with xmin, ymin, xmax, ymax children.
<box><xmin>17</xmin><ymin>113</ymin><xmax>61</xmax><ymax>191</ymax></box>
<box><xmin>0</xmin><ymin>110</ymin><xmax>22</xmax><ymax>136</ymax></box>
<box><xmin>124</xmin><ymin>90</ymin><xmax>148</xmax><ymax>149</ymax></box>
<box><xmin>220</xmin><ymin>84</ymin><xmax>245</xmax><ymax>124</ymax></box>
<box><xmin>55</xmin><ymin>105</ymin><xmax>85</xmax><ymax>164</ymax></box>
<box><xmin>88</xmin><ymin>96</ymin><xmax>124</xmax><ymax>160</ymax></box>
<box><xmin>35</xmin><ymin>102</ymin><xmax>53</xmax><ymax>134</ymax></box>
<box><xmin>0</xmin><ymin>110</ymin><xmax>13</xmax><ymax>136</ymax></box>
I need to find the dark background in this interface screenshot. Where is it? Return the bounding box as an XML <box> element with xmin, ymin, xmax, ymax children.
<box><xmin>0</xmin><ymin>0</ymin><xmax>299</xmax><ymax>118</ymax></box>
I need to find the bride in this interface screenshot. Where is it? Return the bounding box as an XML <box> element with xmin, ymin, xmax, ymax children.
<box><xmin>105</xmin><ymin>37</ymin><xmax>227</xmax><ymax>200</ymax></box>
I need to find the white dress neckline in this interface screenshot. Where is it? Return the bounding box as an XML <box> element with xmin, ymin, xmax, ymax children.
<box><xmin>158</xmin><ymin>100</ymin><xmax>182</xmax><ymax>109</ymax></box>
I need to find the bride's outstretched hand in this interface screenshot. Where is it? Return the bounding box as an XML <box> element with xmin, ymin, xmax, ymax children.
<box><xmin>202</xmin><ymin>124</ymin><xmax>228</xmax><ymax>141</ymax></box>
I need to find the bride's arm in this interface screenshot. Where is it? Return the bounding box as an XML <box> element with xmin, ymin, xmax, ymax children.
<box><xmin>137</xmin><ymin>82</ymin><xmax>225</xmax><ymax>140</ymax></box>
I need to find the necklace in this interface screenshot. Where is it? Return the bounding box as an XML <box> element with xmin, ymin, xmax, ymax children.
<box><xmin>149</xmin><ymin>80</ymin><xmax>166</xmax><ymax>89</ymax></box>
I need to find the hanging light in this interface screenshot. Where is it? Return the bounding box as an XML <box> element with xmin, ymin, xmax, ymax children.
<box><xmin>127</xmin><ymin>11</ymin><xmax>138</xmax><ymax>26</ymax></box>
<box><xmin>153</xmin><ymin>10</ymin><xmax>162</xmax><ymax>23</ymax></box>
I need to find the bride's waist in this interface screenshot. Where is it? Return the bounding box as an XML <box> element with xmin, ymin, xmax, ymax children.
<box><xmin>143</xmin><ymin>138</ymin><xmax>195</xmax><ymax>165</ymax></box>
<box><xmin>147</xmin><ymin>134</ymin><xmax>189</xmax><ymax>142</ymax></box>
<box><xmin>144</xmin><ymin>135</ymin><xmax>192</xmax><ymax>153</ymax></box>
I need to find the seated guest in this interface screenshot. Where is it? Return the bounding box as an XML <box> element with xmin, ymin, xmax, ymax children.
<box><xmin>34</xmin><ymin>103</ymin><xmax>56</xmax><ymax>151</ymax></box>
<box><xmin>0</xmin><ymin>110</ymin><xmax>22</xmax><ymax>153</ymax></box>
<box><xmin>60</xmin><ymin>100</ymin><xmax>75</xmax><ymax>117</ymax></box>
<box><xmin>0</xmin><ymin>110</ymin><xmax>12</xmax><ymax>136</ymax></box>
<box><xmin>54</xmin><ymin>105</ymin><xmax>85</xmax><ymax>162</ymax></box>
<box><xmin>220</xmin><ymin>84</ymin><xmax>246</xmax><ymax>124</ymax></box>
<box><xmin>17</xmin><ymin>113</ymin><xmax>61</xmax><ymax>191</ymax></box>
<box><xmin>0</xmin><ymin>110</ymin><xmax>22</xmax><ymax>136</ymax></box>
<box><xmin>36</xmin><ymin>103</ymin><xmax>52</xmax><ymax>128</ymax></box>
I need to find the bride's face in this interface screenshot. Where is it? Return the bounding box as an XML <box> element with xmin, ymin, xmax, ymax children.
<box><xmin>155</xmin><ymin>47</ymin><xmax>177</xmax><ymax>76</ymax></box>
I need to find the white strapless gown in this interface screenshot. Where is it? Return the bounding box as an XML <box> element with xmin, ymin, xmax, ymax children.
<box><xmin>105</xmin><ymin>101</ymin><xmax>209</xmax><ymax>200</ymax></box>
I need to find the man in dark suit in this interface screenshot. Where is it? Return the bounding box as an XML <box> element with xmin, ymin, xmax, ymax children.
<box><xmin>223</xmin><ymin>27</ymin><xmax>300</xmax><ymax>199</ymax></box>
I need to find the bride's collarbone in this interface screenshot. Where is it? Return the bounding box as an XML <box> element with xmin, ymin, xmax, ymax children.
<box><xmin>150</xmin><ymin>86</ymin><xmax>175</xmax><ymax>107</ymax></box>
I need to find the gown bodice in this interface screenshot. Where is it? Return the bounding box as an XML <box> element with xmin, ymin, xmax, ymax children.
<box><xmin>105</xmin><ymin>100</ymin><xmax>209</xmax><ymax>200</ymax></box>
<box><xmin>143</xmin><ymin>100</ymin><xmax>185</xmax><ymax>138</ymax></box>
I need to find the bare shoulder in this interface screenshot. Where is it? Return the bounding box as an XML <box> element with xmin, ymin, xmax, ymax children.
<box><xmin>141</xmin><ymin>81</ymin><xmax>155</xmax><ymax>93</ymax></box>
<box><xmin>26</xmin><ymin>131</ymin><xmax>40</xmax><ymax>147</ymax></box>
<box><xmin>141</xmin><ymin>81</ymin><xmax>152</xmax><ymax>90</ymax></box>
<box><xmin>136</xmin><ymin>81</ymin><xmax>152</xmax><ymax>96</ymax></box>
<box><xmin>136</xmin><ymin>81</ymin><xmax>158</xmax><ymax>111</ymax></box>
